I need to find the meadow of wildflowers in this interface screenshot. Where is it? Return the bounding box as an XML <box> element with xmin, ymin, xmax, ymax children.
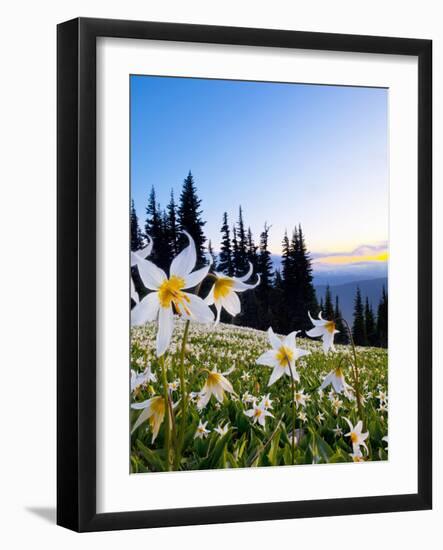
<box><xmin>130</xmin><ymin>233</ymin><xmax>388</xmax><ymax>472</ymax></box>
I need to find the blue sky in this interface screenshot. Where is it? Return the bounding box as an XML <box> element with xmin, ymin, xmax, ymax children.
<box><xmin>131</xmin><ymin>75</ymin><xmax>388</xmax><ymax>277</ymax></box>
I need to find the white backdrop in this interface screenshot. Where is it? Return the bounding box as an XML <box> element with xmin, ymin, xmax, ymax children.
<box><xmin>0</xmin><ymin>0</ymin><xmax>440</xmax><ymax>548</ymax></box>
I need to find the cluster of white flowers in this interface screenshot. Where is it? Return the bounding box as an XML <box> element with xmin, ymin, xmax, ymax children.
<box><xmin>129</xmin><ymin>232</ymin><xmax>381</xmax><ymax>465</ymax></box>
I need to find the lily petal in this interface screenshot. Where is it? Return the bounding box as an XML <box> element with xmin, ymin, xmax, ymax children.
<box><xmin>137</xmin><ymin>259</ymin><xmax>167</xmax><ymax>291</ymax></box>
<box><xmin>170</xmin><ymin>231</ymin><xmax>196</xmax><ymax>278</ymax></box>
<box><xmin>256</xmin><ymin>350</ymin><xmax>279</xmax><ymax>368</ymax></box>
<box><xmin>268</xmin><ymin>365</ymin><xmax>286</xmax><ymax>386</ymax></box>
<box><xmin>267</xmin><ymin>327</ymin><xmax>282</xmax><ymax>350</ymax></box>
<box><xmin>180</xmin><ymin>293</ymin><xmax>215</xmax><ymax>323</ymax></box>
<box><xmin>183</xmin><ymin>261</ymin><xmax>211</xmax><ymax>289</ymax></box>
<box><xmin>221</xmin><ymin>291</ymin><xmax>241</xmax><ymax>316</ymax></box>
<box><xmin>131</xmin><ymin>292</ymin><xmax>160</xmax><ymax>326</ymax></box>
<box><xmin>156</xmin><ymin>306</ymin><xmax>174</xmax><ymax>357</ymax></box>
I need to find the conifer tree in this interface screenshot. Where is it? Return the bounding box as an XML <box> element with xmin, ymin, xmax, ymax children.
<box><xmin>218</xmin><ymin>212</ymin><xmax>233</xmax><ymax>276</ymax></box>
<box><xmin>365</xmin><ymin>297</ymin><xmax>376</xmax><ymax>347</ymax></box>
<box><xmin>352</xmin><ymin>287</ymin><xmax>367</xmax><ymax>346</ymax></box>
<box><xmin>255</xmin><ymin>223</ymin><xmax>274</xmax><ymax>329</ymax></box>
<box><xmin>177</xmin><ymin>171</ymin><xmax>207</xmax><ymax>266</ymax></box>
<box><xmin>166</xmin><ymin>189</ymin><xmax>178</xmax><ymax>256</ymax></box>
<box><xmin>232</xmin><ymin>226</ymin><xmax>240</xmax><ymax>275</ymax></box>
<box><xmin>246</xmin><ymin>227</ymin><xmax>258</xmax><ymax>269</ymax></box>
<box><xmin>376</xmin><ymin>286</ymin><xmax>388</xmax><ymax>348</ymax></box>
<box><xmin>334</xmin><ymin>295</ymin><xmax>348</xmax><ymax>344</ymax></box>
<box><xmin>292</xmin><ymin>224</ymin><xmax>318</xmax><ymax>331</ymax></box>
<box><xmin>130</xmin><ymin>199</ymin><xmax>144</xmax><ymax>251</ymax></box>
<box><xmin>145</xmin><ymin>186</ymin><xmax>166</xmax><ymax>268</ymax></box>
<box><xmin>235</xmin><ymin>206</ymin><xmax>248</xmax><ymax>275</ymax></box>
<box><xmin>323</xmin><ymin>285</ymin><xmax>335</xmax><ymax>320</ymax></box>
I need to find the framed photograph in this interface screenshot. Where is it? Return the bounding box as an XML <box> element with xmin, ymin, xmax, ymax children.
<box><xmin>57</xmin><ymin>17</ymin><xmax>432</xmax><ymax>532</ymax></box>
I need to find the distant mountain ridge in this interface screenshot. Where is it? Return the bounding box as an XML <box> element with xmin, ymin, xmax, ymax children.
<box><xmin>315</xmin><ymin>277</ymin><xmax>388</xmax><ymax>326</ymax></box>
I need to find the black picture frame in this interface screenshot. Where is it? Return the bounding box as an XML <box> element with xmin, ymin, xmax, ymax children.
<box><xmin>57</xmin><ymin>17</ymin><xmax>432</xmax><ymax>532</ymax></box>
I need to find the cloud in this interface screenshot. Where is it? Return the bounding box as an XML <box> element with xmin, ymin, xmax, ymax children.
<box><xmin>312</xmin><ymin>242</ymin><xmax>388</xmax><ymax>267</ymax></box>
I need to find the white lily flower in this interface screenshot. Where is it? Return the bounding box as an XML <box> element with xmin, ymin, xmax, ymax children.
<box><xmin>320</xmin><ymin>366</ymin><xmax>353</xmax><ymax>397</ymax></box>
<box><xmin>205</xmin><ymin>262</ymin><xmax>260</xmax><ymax>324</ymax></box>
<box><xmin>130</xmin><ymin>236</ymin><xmax>153</xmax><ymax>304</ymax></box>
<box><xmin>261</xmin><ymin>393</ymin><xmax>273</xmax><ymax>410</ymax></box>
<box><xmin>214</xmin><ymin>422</ymin><xmax>232</xmax><ymax>436</ymax></box>
<box><xmin>306</xmin><ymin>311</ymin><xmax>339</xmax><ymax>352</ymax></box>
<box><xmin>168</xmin><ymin>379</ymin><xmax>180</xmax><ymax>392</ymax></box>
<box><xmin>293</xmin><ymin>389</ymin><xmax>308</xmax><ymax>408</ymax></box>
<box><xmin>131</xmin><ymin>396</ymin><xmax>165</xmax><ymax>442</ymax></box>
<box><xmin>244</xmin><ymin>402</ymin><xmax>274</xmax><ymax>427</ymax></box>
<box><xmin>349</xmin><ymin>447</ymin><xmax>365</xmax><ymax>462</ymax></box>
<box><xmin>197</xmin><ymin>368</ymin><xmax>235</xmax><ymax>409</ymax></box>
<box><xmin>130</xmin><ymin>364</ymin><xmax>157</xmax><ymax>393</ymax></box>
<box><xmin>333</xmin><ymin>425</ymin><xmax>343</xmax><ymax>438</ymax></box>
<box><xmin>194</xmin><ymin>420</ymin><xmax>210</xmax><ymax>439</ymax></box>
<box><xmin>256</xmin><ymin>327</ymin><xmax>310</xmax><ymax>387</ymax></box>
<box><xmin>131</xmin><ymin>231</ymin><xmax>214</xmax><ymax>356</ymax></box>
<box><xmin>298</xmin><ymin>411</ymin><xmax>308</xmax><ymax>422</ymax></box>
<box><xmin>344</xmin><ymin>418</ymin><xmax>369</xmax><ymax>453</ymax></box>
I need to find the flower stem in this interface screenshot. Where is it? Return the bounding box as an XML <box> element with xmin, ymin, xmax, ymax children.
<box><xmin>287</xmin><ymin>359</ymin><xmax>296</xmax><ymax>466</ymax></box>
<box><xmin>160</xmin><ymin>355</ymin><xmax>171</xmax><ymax>471</ymax></box>
<box><xmin>175</xmin><ymin>319</ymin><xmax>190</xmax><ymax>469</ymax></box>
<box><xmin>341</xmin><ymin>318</ymin><xmax>364</xmax><ymax>422</ymax></box>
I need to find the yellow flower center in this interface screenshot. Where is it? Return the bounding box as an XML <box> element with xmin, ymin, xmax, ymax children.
<box><xmin>276</xmin><ymin>345</ymin><xmax>294</xmax><ymax>366</ymax></box>
<box><xmin>334</xmin><ymin>367</ymin><xmax>343</xmax><ymax>377</ymax></box>
<box><xmin>350</xmin><ymin>432</ymin><xmax>358</xmax><ymax>444</ymax></box>
<box><xmin>213</xmin><ymin>277</ymin><xmax>234</xmax><ymax>300</ymax></box>
<box><xmin>206</xmin><ymin>371</ymin><xmax>223</xmax><ymax>387</ymax></box>
<box><xmin>149</xmin><ymin>397</ymin><xmax>165</xmax><ymax>428</ymax></box>
<box><xmin>158</xmin><ymin>276</ymin><xmax>190</xmax><ymax>313</ymax></box>
<box><xmin>254</xmin><ymin>408</ymin><xmax>262</xmax><ymax>417</ymax></box>
<box><xmin>325</xmin><ymin>320</ymin><xmax>336</xmax><ymax>334</ymax></box>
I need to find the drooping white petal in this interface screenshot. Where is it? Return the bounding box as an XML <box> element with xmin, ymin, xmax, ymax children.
<box><xmin>183</xmin><ymin>262</ymin><xmax>211</xmax><ymax>289</ymax></box>
<box><xmin>232</xmin><ymin>274</ymin><xmax>261</xmax><ymax>292</ymax></box>
<box><xmin>131</xmin><ymin>399</ymin><xmax>151</xmax><ymax>410</ymax></box>
<box><xmin>204</xmin><ymin>285</ymin><xmax>215</xmax><ymax>306</ymax></box>
<box><xmin>306</xmin><ymin>326</ymin><xmax>324</xmax><ymax>338</ymax></box>
<box><xmin>156</xmin><ymin>306</ymin><xmax>174</xmax><ymax>357</ymax></box>
<box><xmin>294</xmin><ymin>348</ymin><xmax>310</xmax><ymax>360</ymax></box>
<box><xmin>267</xmin><ymin>327</ymin><xmax>282</xmax><ymax>350</ymax></box>
<box><xmin>180</xmin><ymin>293</ymin><xmax>215</xmax><ymax>323</ymax></box>
<box><xmin>170</xmin><ymin>231</ymin><xmax>197</xmax><ymax>278</ymax></box>
<box><xmin>285</xmin><ymin>364</ymin><xmax>300</xmax><ymax>383</ymax></box>
<box><xmin>268</xmin><ymin>365</ymin><xmax>286</xmax><ymax>386</ymax></box>
<box><xmin>322</xmin><ymin>331</ymin><xmax>335</xmax><ymax>352</ymax></box>
<box><xmin>213</xmin><ymin>384</ymin><xmax>225</xmax><ymax>403</ymax></box>
<box><xmin>308</xmin><ymin>311</ymin><xmax>325</xmax><ymax>327</ymax></box>
<box><xmin>213</xmin><ymin>302</ymin><xmax>222</xmax><ymax>325</ymax></box>
<box><xmin>197</xmin><ymin>392</ymin><xmax>211</xmax><ymax>409</ymax></box>
<box><xmin>131</xmin><ymin>405</ymin><xmax>152</xmax><ymax>433</ymax></box>
<box><xmin>256</xmin><ymin>350</ymin><xmax>279</xmax><ymax>368</ymax></box>
<box><xmin>139</xmin><ymin>236</ymin><xmax>153</xmax><ymax>258</ymax></box>
<box><xmin>320</xmin><ymin>371</ymin><xmax>333</xmax><ymax>391</ymax></box>
<box><xmin>236</xmin><ymin>261</ymin><xmax>253</xmax><ymax>282</ymax></box>
<box><xmin>131</xmin><ymin>292</ymin><xmax>160</xmax><ymax>326</ymax></box>
<box><xmin>131</xmin><ymin>277</ymin><xmax>138</xmax><ymax>303</ymax></box>
<box><xmin>220</xmin><ymin>291</ymin><xmax>241</xmax><ymax>316</ymax></box>
<box><xmin>137</xmin><ymin>259</ymin><xmax>167</xmax><ymax>291</ymax></box>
